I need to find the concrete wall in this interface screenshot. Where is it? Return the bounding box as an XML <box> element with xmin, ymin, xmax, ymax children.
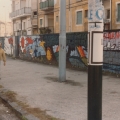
<box><xmin>15</xmin><ymin>0</ymin><xmax>20</xmax><ymax>10</ymax></box>
<box><xmin>21</xmin><ymin>0</ymin><xmax>26</xmax><ymax>8</ymax></box>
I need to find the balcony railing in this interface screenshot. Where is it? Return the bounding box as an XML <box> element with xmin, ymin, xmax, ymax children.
<box><xmin>10</xmin><ymin>7</ymin><xmax>31</xmax><ymax>19</ymax></box>
<box><xmin>40</xmin><ymin>0</ymin><xmax>54</xmax><ymax>10</ymax></box>
<box><xmin>39</xmin><ymin>26</ymin><xmax>54</xmax><ymax>34</ymax></box>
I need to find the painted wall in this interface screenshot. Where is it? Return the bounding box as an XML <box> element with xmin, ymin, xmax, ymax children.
<box><xmin>4</xmin><ymin>30</ymin><xmax>120</xmax><ymax>74</ymax></box>
<box><xmin>103</xmin><ymin>30</ymin><xmax>120</xmax><ymax>73</ymax></box>
<box><xmin>4</xmin><ymin>37</ymin><xmax>14</xmax><ymax>55</ymax></box>
<box><xmin>19</xmin><ymin>32</ymin><xmax>88</xmax><ymax>69</ymax></box>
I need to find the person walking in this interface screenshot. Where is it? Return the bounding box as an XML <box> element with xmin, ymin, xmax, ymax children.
<box><xmin>0</xmin><ymin>42</ymin><xmax>6</xmax><ymax>79</ymax></box>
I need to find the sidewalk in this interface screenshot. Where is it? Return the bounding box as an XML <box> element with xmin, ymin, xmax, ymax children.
<box><xmin>0</xmin><ymin>57</ymin><xmax>120</xmax><ymax>120</ymax></box>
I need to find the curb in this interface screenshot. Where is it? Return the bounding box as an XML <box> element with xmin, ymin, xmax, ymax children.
<box><xmin>0</xmin><ymin>91</ymin><xmax>39</xmax><ymax>120</ymax></box>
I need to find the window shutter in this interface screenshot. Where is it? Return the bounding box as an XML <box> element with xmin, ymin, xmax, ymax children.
<box><xmin>118</xmin><ymin>4</ymin><xmax>120</xmax><ymax>21</ymax></box>
<box><xmin>77</xmin><ymin>11</ymin><xmax>82</xmax><ymax>24</ymax></box>
<box><xmin>40</xmin><ymin>19</ymin><xmax>43</xmax><ymax>27</ymax></box>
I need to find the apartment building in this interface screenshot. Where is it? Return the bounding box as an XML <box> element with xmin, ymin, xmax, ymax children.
<box><xmin>6</xmin><ymin>22</ymin><xmax>13</xmax><ymax>36</ymax></box>
<box><xmin>0</xmin><ymin>22</ymin><xmax>13</xmax><ymax>36</ymax></box>
<box><xmin>0</xmin><ymin>22</ymin><xmax>5</xmax><ymax>37</ymax></box>
<box><xmin>38</xmin><ymin>0</ymin><xmax>54</xmax><ymax>34</ymax></box>
<box><xmin>38</xmin><ymin>0</ymin><xmax>111</xmax><ymax>34</ymax></box>
<box><xmin>10</xmin><ymin>0</ymin><xmax>38</xmax><ymax>36</ymax></box>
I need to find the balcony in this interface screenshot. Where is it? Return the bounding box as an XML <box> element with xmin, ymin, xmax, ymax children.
<box><xmin>40</xmin><ymin>0</ymin><xmax>54</xmax><ymax>11</ymax></box>
<box><xmin>10</xmin><ymin>7</ymin><xmax>31</xmax><ymax>19</ymax></box>
<box><xmin>39</xmin><ymin>26</ymin><xmax>54</xmax><ymax>34</ymax></box>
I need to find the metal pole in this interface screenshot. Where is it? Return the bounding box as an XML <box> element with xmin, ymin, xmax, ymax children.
<box><xmin>59</xmin><ymin>0</ymin><xmax>66</xmax><ymax>82</ymax></box>
<box><xmin>88</xmin><ymin>0</ymin><xmax>104</xmax><ymax>120</ymax></box>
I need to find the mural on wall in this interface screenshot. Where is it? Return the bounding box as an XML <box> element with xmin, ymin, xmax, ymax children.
<box><xmin>67</xmin><ymin>33</ymin><xmax>88</xmax><ymax>68</ymax></box>
<box><xmin>19</xmin><ymin>33</ymin><xmax>88</xmax><ymax>69</ymax></box>
<box><xmin>103</xmin><ymin>31</ymin><xmax>120</xmax><ymax>73</ymax></box>
<box><xmin>19</xmin><ymin>36</ymin><xmax>46</xmax><ymax>61</ymax></box>
<box><xmin>104</xmin><ymin>31</ymin><xmax>120</xmax><ymax>50</ymax></box>
<box><xmin>4</xmin><ymin>37</ymin><xmax>13</xmax><ymax>55</ymax></box>
<box><xmin>3</xmin><ymin>31</ymin><xmax>120</xmax><ymax>74</ymax></box>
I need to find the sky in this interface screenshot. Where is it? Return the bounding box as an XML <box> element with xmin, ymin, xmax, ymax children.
<box><xmin>0</xmin><ymin>0</ymin><xmax>12</xmax><ymax>23</ymax></box>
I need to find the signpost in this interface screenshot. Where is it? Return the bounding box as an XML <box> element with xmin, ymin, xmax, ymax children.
<box><xmin>88</xmin><ymin>0</ymin><xmax>104</xmax><ymax>120</ymax></box>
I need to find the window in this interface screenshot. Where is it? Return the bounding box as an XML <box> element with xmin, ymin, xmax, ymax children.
<box><xmin>23</xmin><ymin>22</ymin><xmax>26</xmax><ymax>30</ymax></box>
<box><xmin>56</xmin><ymin>16</ymin><xmax>59</xmax><ymax>22</ymax></box>
<box><xmin>76</xmin><ymin>0</ymin><xmax>82</xmax><ymax>2</ymax></box>
<box><xmin>106</xmin><ymin>9</ymin><xmax>110</xmax><ymax>19</ymax></box>
<box><xmin>85</xmin><ymin>10</ymin><xmax>88</xmax><ymax>18</ymax></box>
<box><xmin>117</xmin><ymin>4</ymin><xmax>120</xmax><ymax>22</ymax></box>
<box><xmin>33</xmin><ymin>11</ymin><xmax>37</xmax><ymax>15</ymax></box>
<box><xmin>40</xmin><ymin>19</ymin><xmax>43</xmax><ymax>27</ymax></box>
<box><xmin>76</xmin><ymin>11</ymin><xmax>82</xmax><ymax>25</ymax></box>
<box><xmin>19</xmin><ymin>23</ymin><xmax>21</xmax><ymax>29</ymax></box>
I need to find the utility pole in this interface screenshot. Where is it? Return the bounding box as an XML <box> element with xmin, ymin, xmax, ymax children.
<box><xmin>88</xmin><ymin>0</ymin><xmax>104</xmax><ymax>120</ymax></box>
<box><xmin>59</xmin><ymin>0</ymin><xmax>66</xmax><ymax>82</ymax></box>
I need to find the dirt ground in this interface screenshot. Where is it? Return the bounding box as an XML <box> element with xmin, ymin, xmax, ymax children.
<box><xmin>0</xmin><ymin>99</ymin><xmax>19</xmax><ymax>120</ymax></box>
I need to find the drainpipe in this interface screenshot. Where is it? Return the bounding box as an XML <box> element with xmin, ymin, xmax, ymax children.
<box><xmin>21</xmin><ymin>18</ymin><xmax>22</xmax><ymax>36</ymax></box>
<box><xmin>37</xmin><ymin>0</ymin><xmax>39</xmax><ymax>34</ymax></box>
<box><xmin>110</xmin><ymin>0</ymin><xmax>112</xmax><ymax>29</ymax></box>
<box><xmin>69</xmin><ymin>0</ymin><xmax>71</xmax><ymax>32</ymax></box>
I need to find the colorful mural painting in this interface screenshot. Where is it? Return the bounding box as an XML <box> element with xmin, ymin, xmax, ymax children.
<box><xmin>19</xmin><ymin>36</ymin><xmax>46</xmax><ymax>60</ymax></box>
<box><xmin>3</xmin><ymin>30</ymin><xmax>120</xmax><ymax>74</ymax></box>
<box><xmin>4</xmin><ymin>37</ymin><xmax>13</xmax><ymax>55</ymax></box>
<box><xmin>19</xmin><ymin>33</ymin><xmax>88</xmax><ymax>69</ymax></box>
<box><xmin>103</xmin><ymin>31</ymin><xmax>120</xmax><ymax>73</ymax></box>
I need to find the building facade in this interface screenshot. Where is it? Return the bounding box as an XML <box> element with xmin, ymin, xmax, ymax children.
<box><xmin>0</xmin><ymin>22</ymin><xmax>5</xmax><ymax>37</ymax></box>
<box><xmin>38</xmin><ymin>0</ymin><xmax>54</xmax><ymax>34</ymax></box>
<box><xmin>38</xmin><ymin>0</ymin><xmax>111</xmax><ymax>34</ymax></box>
<box><xmin>0</xmin><ymin>22</ymin><xmax>13</xmax><ymax>37</ymax></box>
<box><xmin>11</xmin><ymin>0</ymin><xmax>120</xmax><ymax>35</ymax></box>
<box><xmin>10</xmin><ymin>0</ymin><xmax>38</xmax><ymax>36</ymax></box>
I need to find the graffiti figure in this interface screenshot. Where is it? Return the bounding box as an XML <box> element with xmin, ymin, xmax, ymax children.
<box><xmin>34</xmin><ymin>48</ymin><xmax>38</xmax><ymax>58</ymax></box>
<box><xmin>46</xmin><ymin>47</ymin><xmax>52</xmax><ymax>61</ymax></box>
<box><xmin>26</xmin><ymin>37</ymin><xmax>34</xmax><ymax>47</ymax></box>
<box><xmin>20</xmin><ymin>37</ymin><xmax>26</xmax><ymax>53</ymax></box>
<box><xmin>36</xmin><ymin>39</ymin><xmax>46</xmax><ymax>61</ymax></box>
<box><xmin>77</xmin><ymin>46</ymin><xmax>87</xmax><ymax>66</ymax></box>
<box><xmin>8</xmin><ymin>38</ymin><xmax>13</xmax><ymax>45</ymax></box>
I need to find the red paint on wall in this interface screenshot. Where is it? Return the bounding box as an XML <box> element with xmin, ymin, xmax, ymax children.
<box><xmin>26</xmin><ymin>37</ymin><xmax>33</xmax><ymax>46</ymax></box>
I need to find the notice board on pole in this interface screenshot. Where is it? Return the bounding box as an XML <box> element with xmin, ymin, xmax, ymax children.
<box><xmin>91</xmin><ymin>31</ymin><xmax>103</xmax><ymax>65</ymax></box>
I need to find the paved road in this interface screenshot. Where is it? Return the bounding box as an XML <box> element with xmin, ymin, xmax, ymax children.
<box><xmin>0</xmin><ymin>57</ymin><xmax>120</xmax><ymax>120</ymax></box>
<box><xmin>0</xmin><ymin>99</ymin><xmax>19</xmax><ymax>120</ymax></box>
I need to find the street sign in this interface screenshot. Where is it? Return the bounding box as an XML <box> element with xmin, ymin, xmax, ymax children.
<box><xmin>88</xmin><ymin>0</ymin><xmax>104</xmax><ymax>23</ymax></box>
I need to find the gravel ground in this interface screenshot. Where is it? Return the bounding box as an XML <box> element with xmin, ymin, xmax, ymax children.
<box><xmin>0</xmin><ymin>57</ymin><xmax>120</xmax><ymax>120</ymax></box>
<box><xmin>0</xmin><ymin>99</ymin><xmax>19</xmax><ymax>120</ymax></box>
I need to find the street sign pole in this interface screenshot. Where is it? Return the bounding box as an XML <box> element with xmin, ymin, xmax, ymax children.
<box><xmin>59</xmin><ymin>0</ymin><xmax>66</xmax><ymax>82</ymax></box>
<box><xmin>88</xmin><ymin>0</ymin><xmax>104</xmax><ymax>120</ymax></box>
